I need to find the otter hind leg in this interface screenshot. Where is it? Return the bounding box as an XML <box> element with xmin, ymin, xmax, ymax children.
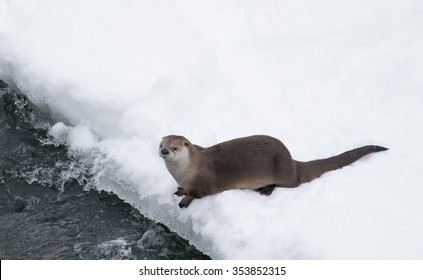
<box><xmin>255</xmin><ymin>184</ymin><xmax>276</xmax><ymax>196</ymax></box>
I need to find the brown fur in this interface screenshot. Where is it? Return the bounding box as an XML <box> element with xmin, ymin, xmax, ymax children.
<box><xmin>159</xmin><ymin>135</ymin><xmax>387</xmax><ymax>208</ymax></box>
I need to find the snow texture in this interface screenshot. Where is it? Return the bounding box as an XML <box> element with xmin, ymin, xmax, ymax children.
<box><xmin>1</xmin><ymin>0</ymin><xmax>423</xmax><ymax>259</ymax></box>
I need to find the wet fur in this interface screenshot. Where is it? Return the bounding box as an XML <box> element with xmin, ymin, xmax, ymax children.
<box><xmin>160</xmin><ymin>135</ymin><xmax>387</xmax><ymax>208</ymax></box>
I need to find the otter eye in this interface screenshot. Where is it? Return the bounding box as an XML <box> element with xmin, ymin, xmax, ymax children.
<box><xmin>173</xmin><ymin>147</ymin><xmax>179</xmax><ymax>151</ymax></box>
<box><xmin>184</xmin><ymin>142</ymin><xmax>188</xmax><ymax>147</ymax></box>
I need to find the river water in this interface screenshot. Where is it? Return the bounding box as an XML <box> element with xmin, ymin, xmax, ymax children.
<box><xmin>0</xmin><ymin>79</ymin><xmax>209</xmax><ymax>260</ymax></box>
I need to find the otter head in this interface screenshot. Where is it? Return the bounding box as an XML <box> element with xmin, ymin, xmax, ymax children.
<box><xmin>159</xmin><ymin>135</ymin><xmax>191</xmax><ymax>163</ymax></box>
<box><xmin>160</xmin><ymin>135</ymin><xmax>194</xmax><ymax>188</ymax></box>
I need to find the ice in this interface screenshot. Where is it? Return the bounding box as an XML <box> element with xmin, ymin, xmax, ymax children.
<box><xmin>1</xmin><ymin>0</ymin><xmax>423</xmax><ymax>259</ymax></box>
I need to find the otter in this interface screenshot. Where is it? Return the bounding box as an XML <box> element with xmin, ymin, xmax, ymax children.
<box><xmin>159</xmin><ymin>135</ymin><xmax>387</xmax><ymax>208</ymax></box>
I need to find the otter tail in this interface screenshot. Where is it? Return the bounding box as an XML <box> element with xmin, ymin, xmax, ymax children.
<box><xmin>294</xmin><ymin>145</ymin><xmax>388</xmax><ymax>185</ymax></box>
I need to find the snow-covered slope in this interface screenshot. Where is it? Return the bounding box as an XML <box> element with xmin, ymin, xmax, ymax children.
<box><xmin>1</xmin><ymin>0</ymin><xmax>423</xmax><ymax>259</ymax></box>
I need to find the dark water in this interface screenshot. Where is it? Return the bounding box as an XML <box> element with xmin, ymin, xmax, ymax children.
<box><xmin>0</xmin><ymin>79</ymin><xmax>209</xmax><ymax>260</ymax></box>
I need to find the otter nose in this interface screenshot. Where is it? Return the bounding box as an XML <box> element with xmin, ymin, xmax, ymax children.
<box><xmin>161</xmin><ymin>148</ymin><xmax>169</xmax><ymax>155</ymax></box>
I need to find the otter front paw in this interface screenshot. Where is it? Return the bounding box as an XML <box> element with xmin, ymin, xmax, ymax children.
<box><xmin>174</xmin><ymin>187</ymin><xmax>187</xmax><ymax>197</ymax></box>
<box><xmin>178</xmin><ymin>196</ymin><xmax>194</xmax><ymax>208</ymax></box>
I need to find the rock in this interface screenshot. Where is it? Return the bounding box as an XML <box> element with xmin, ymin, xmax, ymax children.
<box><xmin>0</xmin><ymin>79</ymin><xmax>8</xmax><ymax>89</ymax></box>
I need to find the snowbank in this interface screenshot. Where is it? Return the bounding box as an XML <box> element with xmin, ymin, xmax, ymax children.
<box><xmin>1</xmin><ymin>0</ymin><xmax>423</xmax><ymax>259</ymax></box>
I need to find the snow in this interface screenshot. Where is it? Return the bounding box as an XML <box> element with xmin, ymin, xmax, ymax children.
<box><xmin>1</xmin><ymin>0</ymin><xmax>423</xmax><ymax>259</ymax></box>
